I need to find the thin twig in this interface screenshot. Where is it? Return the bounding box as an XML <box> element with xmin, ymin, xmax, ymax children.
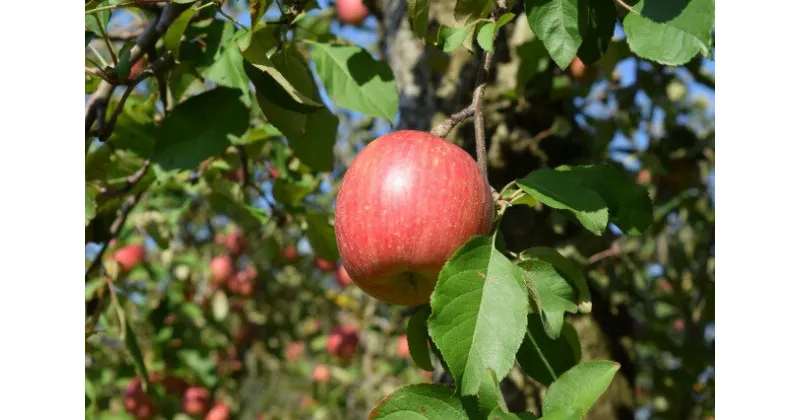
<box><xmin>217</xmin><ymin>6</ymin><xmax>245</xmax><ymax>29</ymax></box>
<box><xmin>471</xmin><ymin>0</ymin><xmax>507</xmax><ymax>178</ymax></box>
<box><xmin>96</xmin><ymin>15</ymin><xmax>119</xmax><ymax>65</ymax></box>
<box><xmin>614</xmin><ymin>0</ymin><xmax>636</xmax><ymax>13</ymax></box>
<box><xmin>88</xmin><ymin>43</ymin><xmax>110</xmax><ymax>68</ymax></box>
<box><xmin>236</xmin><ymin>146</ymin><xmax>250</xmax><ymax>188</ymax></box>
<box><xmin>100</xmin><ymin>160</ymin><xmax>152</xmax><ymax>198</ymax></box>
<box><xmin>86</xmin><ymin>1</ymin><xmax>139</xmax><ymax>15</ymax></box>
<box><xmin>85</xmin><ymin>67</ymin><xmax>112</xmax><ymax>82</ymax></box>
<box><xmin>85</xmin><ymin>189</ymin><xmax>148</xmax><ymax>282</ymax></box>
<box><xmin>588</xmin><ymin>241</ymin><xmax>621</xmax><ymax>264</ymax></box>
<box><xmin>86</xmin><ymin>3</ymin><xmax>191</xmax><ymax>137</ymax></box>
<box><xmin>430</xmin><ymin>106</ymin><xmax>475</xmax><ymax>138</ymax></box>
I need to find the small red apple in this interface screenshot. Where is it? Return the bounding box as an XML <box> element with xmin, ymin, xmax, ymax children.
<box><xmin>281</xmin><ymin>245</ymin><xmax>298</xmax><ymax>261</ymax></box>
<box><xmin>114</xmin><ymin>244</ymin><xmax>146</xmax><ymax>273</ymax></box>
<box><xmin>335</xmin><ymin>0</ymin><xmax>369</xmax><ymax>25</ymax></box>
<box><xmin>637</xmin><ymin>169</ymin><xmax>652</xmax><ymax>185</ymax></box>
<box><xmin>314</xmin><ymin>257</ymin><xmax>336</xmax><ymax>272</ymax></box>
<box><xmin>226</xmin><ymin>167</ymin><xmax>246</xmax><ymax>184</ymax></box>
<box><xmin>568</xmin><ymin>57</ymin><xmax>596</xmax><ymax>82</ymax></box>
<box><xmin>286</xmin><ymin>341</ymin><xmax>305</xmax><ymax>362</ymax></box>
<box><xmin>183</xmin><ymin>386</ymin><xmax>211</xmax><ymax>416</ymax></box>
<box><xmin>673</xmin><ymin>318</ymin><xmax>686</xmax><ymax>333</ymax></box>
<box><xmin>311</xmin><ymin>364</ymin><xmax>331</xmax><ymax>383</ymax></box>
<box><xmin>205</xmin><ymin>402</ymin><xmax>230</xmax><ymax>420</ymax></box>
<box><xmin>396</xmin><ymin>335</ymin><xmax>410</xmax><ymax>358</ymax></box>
<box><xmin>228</xmin><ymin>269</ymin><xmax>256</xmax><ymax>297</ymax></box>
<box><xmin>225</xmin><ymin>231</ymin><xmax>247</xmax><ymax>255</ymax></box>
<box><xmin>334</xmin><ymin>130</ymin><xmax>493</xmax><ymax>306</ymax></box>
<box><xmin>335</xmin><ymin>264</ymin><xmax>353</xmax><ymax>287</ymax></box>
<box><xmin>299</xmin><ymin>395</ymin><xmax>318</xmax><ymax>409</ymax></box>
<box><xmin>210</xmin><ymin>255</ymin><xmax>234</xmax><ymax>287</ymax></box>
<box><xmin>129</xmin><ymin>58</ymin><xmax>146</xmax><ymax>81</ymax></box>
<box><xmin>326</xmin><ymin>325</ymin><xmax>359</xmax><ymax>361</ymax></box>
<box><xmin>124</xmin><ymin>377</ymin><xmax>157</xmax><ymax>420</ymax></box>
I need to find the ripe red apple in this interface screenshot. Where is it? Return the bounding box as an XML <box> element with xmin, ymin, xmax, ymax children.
<box><xmin>326</xmin><ymin>325</ymin><xmax>359</xmax><ymax>361</ymax></box>
<box><xmin>286</xmin><ymin>341</ymin><xmax>305</xmax><ymax>362</ymax></box>
<box><xmin>281</xmin><ymin>245</ymin><xmax>298</xmax><ymax>261</ymax></box>
<box><xmin>311</xmin><ymin>364</ymin><xmax>331</xmax><ymax>383</ymax></box>
<box><xmin>335</xmin><ymin>264</ymin><xmax>353</xmax><ymax>287</ymax></box>
<box><xmin>314</xmin><ymin>257</ymin><xmax>336</xmax><ymax>272</ymax></box>
<box><xmin>129</xmin><ymin>58</ymin><xmax>145</xmax><ymax>81</ymax></box>
<box><xmin>124</xmin><ymin>377</ymin><xmax>157</xmax><ymax>420</ymax></box>
<box><xmin>183</xmin><ymin>386</ymin><xmax>211</xmax><ymax>416</ymax></box>
<box><xmin>335</xmin><ymin>0</ymin><xmax>369</xmax><ymax>25</ymax></box>
<box><xmin>334</xmin><ymin>130</ymin><xmax>493</xmax><ymax>306</ymax></box>
<box><xmin>396</xmin><ymin>334</ymin><xmax>410</xmax><ymax>358</ymax></box>
<box><xmin>228</xmin><ymin>269</ymin><xmax>256</xmax><ymax>297</ymax></box>
<box><xmin>637</xmin><ymin>169</ymin><xmax>652</xmax><ymax>185</ymax></box>
<box><xmin>210</xmin><ymin>255</ymin><xmax>234</xmax><ymax>287</ymax></box>
<box><xmin>149</xmin><ymin>373</ymin><xmax>188</xmax><ymax>396</ymax></box>
<box><xmin>205</xmin><ymin>402</ymin><xmax>230</xmax><ymax>420</ymax></box>
<box><xmin>568</xmin><ymin>57</ymin><xmax>596</xmax><ymax>82</ymax></box>
<box><xmin>225</xmin><ymin>231</ymin><xmax>247</xmax><ymax>255</ymax></box>
<box><xmin>114</xmin><ymin>244</ymin><xmax>146</xmax><ymax>273</ymax></box>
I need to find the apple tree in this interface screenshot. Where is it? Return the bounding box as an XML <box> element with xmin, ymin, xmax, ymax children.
<box><xmin>86</xmin><ymin>0</ymin><xmax>714</xmax><ymax>418</ymax></box>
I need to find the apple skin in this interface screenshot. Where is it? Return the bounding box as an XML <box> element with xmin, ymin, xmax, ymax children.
<box><xmin>311</xmin><ymin>364</ymin><xmax>331</xmax><ymax>383</ymax></box>
<box><xmin>326</xmin><ymin>325</ymin><xmax>359</xmax><ymax>361</ymax></box>
<box><xmin>224</xmin><ymin>231</ymin><xmax>247</xmax><ymax>255</ymax></box>
<box><xmin>314</xmin><ymin>257</ymin><xmax>336</xmax><ymax>272</ymax></box>
<box><xmin>205</xmin><ymin>402</ymin><xmax>231</xmax><ymax>420</ymax></box>
<box><xmin>210</xmin><ymin>255</ymin><xmax>234</xmax><ymax>287</ymax></box>
<box><xmin>114</xmin><ymin>244</ymin><xmax>146</xmax><ymax>273</ymax></box>
<box><xmin>335</xmin><ymin>264</ymin><xmax>353</xmax><ymax>287</ymax></box>
<box><xmin>335</xmin><ymin>0</ymin><xmax>369</xmax><ymax>25</ymax></box>
<box><xmin>183</xmin><ymin>386</ymin><xmax>211</xmax><ymax>416</ymax></box>
<box><xmin>281</xmin><ymin>245</ymin><xmax>298</xmax><ymax>261</ymax></box>
<box><xmin>228</xmin><ymin>269</ymin><xmax>256</xmax><ymax>297</ymax></box>
<box><xmin>129</xmin><ymin>58</ymin><xmax>145</xmax><ymax>81</ymax></box>
<box><xmin>334</xmin><ymin>130</ymin><xmax>494</xmax><ymax>306</ymax></box>
<box><xmin>396</xmin><ymin>334</ymin><xmax>410</xmax><ymax>358</ymax></box>
<box><xmin>124</xmin><ymin>377</ymin><xmax>157</xmax><ymax>420</ymax></box>
<box><xmin>286</xmin><ymin>341</ymin><xmax>305</xmax><ymax>362</ymax></box>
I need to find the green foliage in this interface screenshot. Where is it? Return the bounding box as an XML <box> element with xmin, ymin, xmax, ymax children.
<box><xmin>85</xmin><ymin>0</ymin><xmax>712</xmax><ymax>417</ymax></box>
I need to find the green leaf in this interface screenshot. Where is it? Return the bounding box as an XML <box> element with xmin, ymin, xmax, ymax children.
<box><xmin>576</xmin><ymin>0</ymin><xmax>616</xmax><ymax>64</ymax></box>
<box><xmin>517</xmin><ymin>259</ymin><xmax>578</xmax><ymax>338</ymax></box>
<box><xmin>205</xmin><ymin>41</ymin><xmax>250</xmax><ymax>100</ymax></box>
<box><xmin>623</xmin><ymin>0</ymin><xmax>714</xmax><ymax>65</ymax></box>
<box><xmin>541</xmin><ymin>361</ymin><xmax>620</xmax><ymax>417</ymax></box>
<box><xmin>516</xmin><ymin>169</ymin><xmax>609</xmax><ymax>235</ymax></box>
<box><xmin>368</xmin><ymin>384</ymin><xmax>468</xmax><ymax>419</ymax></box>
<box><xmin>428</xmin><ymin>235</ymin><xmax>529</xmax><ymax>396</ymax></box>
<box><xmin>305</xmin><ymin>211</ymin><xmax>339</xmax><ymax>261</ymax></box>
<box><xmin>272</xmin><ymin>175</ymin><xmax>318</xmax><ymax>207</ymax></box>
<box><xmin>240</xmin><ymin>31</ymin><xmax>323</xmax><ymax>108</ymax></box>
<box><xmin>519</xmin><ymin>247</ymin><xmax>590</xmax><ymax>312</ymax></box>
<box><xmin>286</xmin><ymin>105</ymin><xmax>339</xmax><ymax>172</ymax></box>
<box><xmin>454</xmin><ymin>0</ymin><xmax>493</xmax><ymax>26</ymax></box>
<box><xmin>488</xmin><ymin>408</ymin><xmax>539</xmax><ymax>419</ymax></box>
<box><xmin>124</xmin><ymin>319</ymin><xmax>151</xmax><ymax>392</ymax></box>
<box><xmin>538</xmin><ymin>407</ymin><xmax>580</xmax><ymax>420</ymax></box>
<box><xmin>437</xmin><ymin>25</ymin><xmax>471</xmax><ymax>53</ymax></box>
<box><xmin>85</xmin><ymin>31</ymin><xmax>93</xmax><ymax>47</ymax></box>
<box><xmin>152</xmin><ymin>87</ymin><xmax>249</xmax><ymax>175</ymax></box>
<box><xmin>310</xmin><ymin>41</ymin><xmax>399</xmax><ymax>122</ymax></box>
<box><xmin>85</xmin><ymin>2</ymin><xmax>110</xmax><ymax>37</ymax></box>
<box><xmin>111</xmin><ymin>43</ymin><xmax>134</xmax><ymax>80</ymax></box>
<box><xmin>524</xmin><ymin>0</ymin><xmax>585</xmax><ymax>69</ymax></box>
<box><xmin>295</xmin><ymin>8</ymin><xmax>335</xmax><ymax>42</ymax></box>
<box><xmin>516</xmin><ymin>313</ymin><xmax>580</xmax><ymax>386</ymax></box>
<box><xmin>164</xmin><ymin>6</ymin><xmax>196</xmax><ymax>60</ymax></box>
<box><xmin>249</xmin><ymin>0</ymin><xmax>273</xmax><ymax>26</ymax></box>
<box><xmin>86</xmin><ymin>184</ymin><xmax>98</xmax><ymax>226</ymax></box>
<box><xmin>407</xmin><ymin>305</ymin><xmax>434</xmax><ymax>371</ymax></box>
<box><xmin>408</xmin><ymin>0</ymin><xmax>430</xmax><ymax>39</ymax></box>
<box><xmin>477</xmin><ymin>13</ymin><xmax>516</xmax><ymax>52</ymax></box>
<box><xmin>556</xmin><ymin>165</ymin><xmax>653</xmax><ymax>235</ymax></box>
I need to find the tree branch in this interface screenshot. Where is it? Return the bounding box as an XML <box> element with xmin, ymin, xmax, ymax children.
<box><xmin>430</xmin><ymin>106</ymin><xmax>475</xmax><ymax>138</ymax></box>
<box><xmin>85</xmin><ymin>2</ymin><xmax>191</xmax><ymax>137</ymax></box>
<box><xmin>85</xmin><ymin>189</ymin><xmax>148</xmax><ymax>281</ymax></box>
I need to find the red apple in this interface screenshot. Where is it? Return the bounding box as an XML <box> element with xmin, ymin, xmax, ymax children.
<box><xmin>205</xmin><ymin>402</ymin><xmax>230</xmax><ymax>420</ymax></box>
<box><xmin>114</xmin><ymin>244</ymin><xmax>146</xmax><ymax>273</ymax></box>
<box><xmin>124</xmin><ymin>377</ymin><xmax>157</xmax><ymax>420</ymax></box>
<box><xmin>183</xmin><ymin>386</ymin><xmax>211</xmax><ymax>416</ymax></box>
<box><xmin>396</xmin><ymin>334</ymin><xmax>410</xmax><ymax>358</ymax></box>
<box><xmin>286</xmin><ymin>341</ymin><xmax>305</xmax><ymax>362</ymax></box>
<box><xmin>334</xmin><ymin>130</ymin><xmax>493</xmax><ymax>306</ymax></box>
<box><xmin>224</xmin><ymin>231</ymin><xmax>247</xmax><ymax>255</ymax></box>
<box><xmin>129</xmin><ymin>58</ymin><xmax>145</xmax><ymax>81</ymax></box>
<box><xmin>311</xmin><ymin>364</ymin><xmax>331</xmax><ymax>383</ymax></box>
<box><xmin>228</xmin><ymin>269</ymin><xmax>256</xmax><ymax>297</ymax></box>
<box><xmin>314</xmin><ymin>257</ymin><xmax>336</xmax><ymax>272</ymax></box>
<box><xmin>637</xmin><ymin>169</ymin><xmax>652</xmax><ymax>185</ymax></box>
<box><xmin>299</xmin><ymin>395</ymin><xmax>318</xmax><ymax>409</ymax></box>
<box><xmin>326</xmin><ymin>325</ymin><xmax>359</xmax><ymax>361</ymax></box>
<box><xmin>281</xmin><ymin>245</ymin><xmax>298</xmax><ymax>261</ymax></box>
<box><xmin>335</xmin><ymin>264</ymin><xmax>353</xmax><ymax>287</ymax></box>
<box><xmin>149</xmin><ymin>373</ymin><xmax>188</xmax><ymax>396</ymax></box>
<box><xmin>335</xmin><ymin>0</ymin><xmax>369</xmax><ymax>25</ymax></box>
<box><xmin>210</xmin><ymin>255</ymin><xmax>234</xmax><ymax>287</ymax></box>
<box><xmin>569</xmin><ymin>57</ymin><xmax>596</xmax><ymax>82</ymax></box>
